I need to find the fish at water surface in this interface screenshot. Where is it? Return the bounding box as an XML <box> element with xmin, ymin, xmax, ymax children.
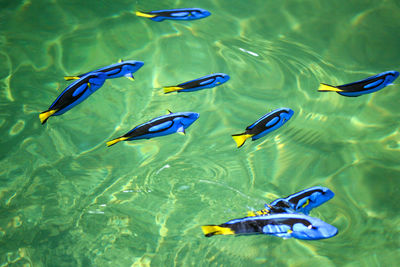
<box><xmin>163</xmin><ymin>73</ymin><xmax>230</xmax><ymax>94</ymax></box>
<box><xmin>136</xmin><ymin>8</ymin><xmax>211</xmax><ymax>22</ymax></box>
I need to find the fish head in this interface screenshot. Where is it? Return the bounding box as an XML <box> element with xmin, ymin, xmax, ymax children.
<box><xmin>87</xmin><ymin>72</ymin><xmax>107</xmax><ymax>86</ymax></box>
<box><xmin>190</xmin><ymin>8</ymin><xmax>211</xmax><ymax>19</ymax></box>
<box><xmin>214</xmin><ymin>73</ymin><xmax>230</xmax><ymax>86</ymax></box>
<box><xmin>279</xmin><ymin>108</ymin><xmax>294</xmax><ymax>123</ymax></box>
<box><xmin>123</xmin><ymin>61</ymin><xmax>144</xmax><ymax>73</ymax></box>
<box><xmin>294</xmin><ymin>186</ymin><xmax>335</xmax><ymax>214</ymax></box>
<box><xmin>178</xmin><ymin>112</ymin><xmax>199</xmax><ymax>128</ymax></box>
<box><xmin>383</xmin><ymin>70</ymin><xmax>399</xmax><ymax>85</ymax></box>
<box><xmin>291</xmin><ymin>216</ymin><xmax>338</xmax><ymax>240</ymax></box>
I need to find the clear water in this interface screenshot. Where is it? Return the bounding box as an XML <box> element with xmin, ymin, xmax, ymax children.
<box><xmin>1</xmin><ymin>0</ymin><xmax>400</xmax><ymax>266</ymax></box>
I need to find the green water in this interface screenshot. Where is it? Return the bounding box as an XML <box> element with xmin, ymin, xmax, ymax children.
<box><xmin>1</xmin><ymin>0</ymin><xmax>400</xmax><ymax>266</ymax></box>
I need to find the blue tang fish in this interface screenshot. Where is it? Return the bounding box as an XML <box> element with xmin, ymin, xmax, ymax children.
<box><xmin>64</xmin><ymin>60</ymin><xmax>144</xmax><ymax>81</ymax></box>
<box><xmin>39</xmin><ymin>72</ymin><xmax>107</xmax><ymax>124</ymax></box>
<box><xmin>163</xmin><ymin>73</ymin><xmax>230</xmax><ymax>94</ymax></box>
<box><xmin>248</xmin><ymin>186</ymin><xmax>335</xmax><ymax>217</ymax></box>
<box><xmin>232</xmin><ymin>108</ymin><xmax>294</xmax><ymax>148</ymax></box>
<box><xmin>136</xmin><ymin>8</ymin><xmax>211</xmax><ymax>22</ymax></box>
<box><xmin>106</xmin><ymin>111</ymin><xmax>199</xmax><ymax>146</ymax></box>
<box><xmin>318</xmin><ymin>70</ymin><xmax>399</xmax><ymax>97</ymax></box>
<box><xmin>201</xmin><ymin>213</ymin><xmax>338</xmax><ymax>240</ymax></box>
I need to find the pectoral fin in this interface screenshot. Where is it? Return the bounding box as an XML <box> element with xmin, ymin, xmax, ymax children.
<box><xmin>64</xmin><ymin>76</ymin><xmax>81</xmax><ymax>81</ymax></box>
<box><xmin>163</xmin><ymin>86</ymin><xmax>183</xmax><ymax>94</ymax></box>
<box><xmin>135</xmin><ymin>11</ymin><xmax>157</xmax><ymax>18</ymax></box>
<box><xmin>177</xmin><ymin>125</ymin><xmax>185</xmax><ymax>135</ymax></box>
<box><xmin>39</xmin><ymin>109</ymin><xmax>57</xmax><ymax>124</ymax></box>
<box><xmin>231</xmin><ymin>133</ymin><xmax>253</xmax><ymax>148</ymax></box>
<box><xmin>124</xmin><ymin>73</ymin><xmax>134</xmax><ymax>81</ymax></box>
<box><xmin>201</xmin><ymin>225</ymin><xmax>235</xmax><ymax>237</ymax></box>
<box><xmin>318</xmin><ymin>83</ymin><xmax>344</xmax><ymax>92</ymax></box>
<box><xmin>106</xmin><ymin>137</ymin><xmax>129</xmax><ymax>147</ymax></box>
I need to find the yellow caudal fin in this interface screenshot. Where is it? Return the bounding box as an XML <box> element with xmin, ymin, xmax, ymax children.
<box><xmin>318</xmin><ymin>83</ymin><xmax>344</xmax><ymax>92</ymax></box>
<box><xmin>39</xmin><ymin>110</ymin><xmax>57</xmax><ymax>124</ymax></box>
<box><xmin>106</xmin><ymin>137</ymin><xmax>129</xmax><ymax>147</ymax></box>
<box><xmin>64</xmin><ymin>76</ymin><xmax>80</xmax><ymax>81</ymax></box>
<box><xmin>231</xmin><ymin>134</ymin><xmax>253</xmax><ymax>148</ymax></box>
<box><xmin>163</xmin><ymin>86</ymin><xmax>183</xmax><ymax>94</ymax></box>
<box><xmin>135</xmin><ymin>11</ymin><xmax>156</xmax><ymax>18</ymax></box>
<box><xmin>201</xmin><ymin>225</ymin><xmax>235</xmax><ymax>237</ymax></box>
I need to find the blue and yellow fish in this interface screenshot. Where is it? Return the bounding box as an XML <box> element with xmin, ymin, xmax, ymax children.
<box><xmin>248</xmin><ymin>186</ymin><xmax>335</xmax><ymax>217</ymax></box>
<box><xmin>318</xmin><ymin>70</ymin><xmax>399</xmax><ymax>97</ymax></box>
<box><xmin>232</xmin><ymin>108</ymin><xmax>294</xmax><ymax>148</ymax></box>
<box><xmin>39</xmin><ymin>72</ymin><xmax>107</xmax><ymax>124</ymax></box>
<box><xmin>64</xmin><ymin>60</ymin><xmax>144</xmax><ymax>81</ymax></box>
<box><xmin>106</xmin><ymin>111</ymin><xmax>199</xmax><ymax>146</ymax></box>
<box><xmin>136</xmin><ymin>8</ymin><xmax>211</xmax><ymax>22</ymax></box>
<box><xmin>163</xmin><ymin>73</ymin><xmax>230</xmax><ymax>94</ymax></box>
<box><xmin>201</xmin><ymin>213</ymin><xmax>338</xmax><ymax>240</ymax></box>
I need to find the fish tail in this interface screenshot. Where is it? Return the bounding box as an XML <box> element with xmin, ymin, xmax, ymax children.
<box><xmin>318</xmin><ymin>83</ymin><xmax>344</xmax><ymax>92</ymax></box>
<box><xmin>163</xmin><ymin>86</ymin><xmax>183</xmax><ymax>94</ymax></box>
<box><xmin>64</xmin><ymin>76</ymin><xmax>81</xmax><ymax>81</ymax></box>
<box><xmin>201</xmin><ymin>225</ymin><xmax>235</xmax><ymax>237</ymax></box>
<box><xmin>106</xmin><ymin>137</ymin><xmax>129</xmax><ymax>147</ymax></box>
<box><xmin>231</xmin><ymin>133</ymin><xmax>253</xmax><ymax>148</ymax></box>
<box><xmin>135</xmin><ymin>11</ymin><xmax>156</xmax><ymax>18</ymax></box>
<box><xmin>39</xmin><ymin>109</ymin><xmax>57</xmax><ymax>124</ymax></box>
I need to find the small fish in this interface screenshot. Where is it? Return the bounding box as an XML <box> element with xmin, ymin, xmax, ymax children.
<box><xmin>39</xmin><ymin>72</ymin><xmax>107</xmax><ymax>124</ymax></box>
<box><xmin>136</xmin><ymin>8</ymin><xmax>211</xmax><ymax>22</ymax></box>
<box><xmin>106</xmin><ymin>111</ymin><xmax>199</xmax><ymax>147</ymax></box>
<box><xmin>163</xmin><ymin>73</ymin><xmax>230</xmax><ymax>94</ymax></box>
<box><xmin>248</xmin><ymin>186</ymin><xmax>335</xmax><ymax>217</ymax></box>
<box><xmin>318</xmin><ymin>70</ymin><xmax>399</xmax><ymax>97</ymax></box>
<box><xmin>232</xmin><ymin>108</ymin><xmax>294</xmax><ymax>148</ymax></box>
<box><xmin>201</xmin><ymin>213</ymin><xmax>338</xmax><ymax>240</ymax></box>
<box><xmin>64</xmin><ymin>60</ymin><xmax>144</xmax><ymax>81</ymax></box>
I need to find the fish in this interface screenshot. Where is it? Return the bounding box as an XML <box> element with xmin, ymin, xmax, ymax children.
<box><xmin>163</xmin><ymin>73</ymin><xmax>230</xmax><ymax>94</ymax></box>
<box><xmin>106</xmin><ymin>111</ymin><xmax>199</xmax><ymax>147</ymax></box>
<box><xmin>135</xmin><ymin>8</ymin><xmax>211</xmax><ymax>22</ymax></box>
<box><xmin>39</xmin><ymin>72</ymin><xmax>107</xmax><ymax>124</ymax></box>
<box><xmin>232</xmin><ymin>108</ymin><xmax>294</xmax><ymax>148</ymax></box>
<box><xmin>318</xmin><ymin>70</ymin><xmax>399</xmax><ymax>97</ymax></box>
<box><xmin>201</xmin><ymin>213</ymin><xmax>338</xmax><ymax>240</ymax></box>
<box><xmin>248</xmin><ymin>186</ymin><xmax>335</xmax><ymax>217</ymax></box>
<box><xmin>64</xmin><ymin>60</ymin><xmax>144</xmax><ymax>81</ymax></box>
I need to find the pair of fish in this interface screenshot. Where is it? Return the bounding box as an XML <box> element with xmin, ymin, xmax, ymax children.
<box><xmin>136</xmin><ymin>8</ymin><xmax>211</xmax><ymax>22</ymax></box>
<box><xmin>318</xmin><ymin>70</ymin><xmax>399</xmax><ymax>97</ymax></box>
<box><xmin>202</xmin><ymin>186</ymin><xmax>338</xmax><ymax>240</ymax></box>
<box><xmin>39</xmin><ymin>60</ymin><xmax>144</xmax><ymax>124</ymax></box>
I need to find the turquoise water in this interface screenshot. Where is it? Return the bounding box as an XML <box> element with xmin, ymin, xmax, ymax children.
<box><xmin>1</xmin><ymin>0</ymin><xmax>400</xmax><ymax>266</ymax></box>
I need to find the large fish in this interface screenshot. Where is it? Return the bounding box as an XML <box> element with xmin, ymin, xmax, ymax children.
<box><xmin>136</xmin><ymin>8</ymin><xmax>211</xmax><ymax>22</ymax></box>
<box><xmin>163</xmin><ymin>73</ymin><xmax>230</xmax><ymax>94</ymax></box>
<box><xmin>106</xmin><ymin>111</ymin><xmax>199</xmax><ymax>146</ymax></box>
<box><xmin>64</xmin><ymin>60</ymin><xmax>144</xmax><ymax>81</ymax></box>
<box><xmin>318</xmin><ymin>70</ymin><xmax>399</xmax><ymax>97</ymax></box>
<box><xmin>39</xmin><ymin>72</ymin><xmax>107</xmax><ymax>124</ymax></box>
<box><xmin>232</xmin><ymin>108</ymin><xmax>294</xmax><ymax>148</ymax></box>
<box><xmin>201</xmin><ymin>213</ymin><xmax>338</xmax><ymax>240</ymax></box>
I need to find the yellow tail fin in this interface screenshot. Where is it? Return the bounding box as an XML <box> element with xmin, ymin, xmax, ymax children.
<box><xmin>39</xmin><ymin>110</ymin><xmax>57</xmax><ymax>124</ymax></box>
<box><xmin>201</xmin><ymin>225</ymin><xmax>235</xmax><ymax>237</ymax></box>
<box><xmin>135</xmin><ymin>11</ymin><xmax>156</xmax><ymax>18</ymax></box>
<box><xmin>318</xmin><ymin>83</ymin><xmax>344</xmax><ymax>92</ymax></box>
<box><xmin>163</xmin><ymin>86</ymin><xmax>183</xmax><ymax>94</ymax></box>
<box><xmin>231</xmin><ymin>134</ymin><xmax>253</xmax><ymax>148</ymax></box>
<box><xmin>106</xmin><ymin>137</ymin><xmax>129</xmax><ymax>147</ymax></box>
<box><xmin>64</xmin><ymin>76</ymin><xmax>80</xmax><ymax>81</ymax></box>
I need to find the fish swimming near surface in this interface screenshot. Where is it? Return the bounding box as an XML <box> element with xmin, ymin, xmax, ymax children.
<box><xmin>64</xmin><ymin>60</ymin><xmax>144</xmax><ymax>81</ymax></box>
<box><xmin>318</xmin><ymin>70</ymin><xmax>399</xmax><ymax>97</ymax></box>
<box><xmin>106</xmin><ymin>111</ymin><xmax>199</xmax><ymax>147</ymax></box>
<box><xmin>163</xmin><ymin>73</ymin><xmax>230</xmax><ymax>94</ymax></box>
<box><xmin>232</xmin><ymin>108</ymin><xmax>294</xmax><ymax>148</ymax></box>
<box><xmin>136</xmin><ymin>8</ymin><xmax>211</xmax><ymax>22</ymax></box>
<box><xmin>39</xmin><ymin>72</ymin><xmax>107</xmax><ymax>124</ymax></box>
<box><xmin>248</xmin><ymin>186</ymin><xmax>335</xmax><ymax>217</ymax></box>
<box><xmin>201</xmin><ymin>213</ymin><xmax>338</xmax><ymax>240</ymax></box>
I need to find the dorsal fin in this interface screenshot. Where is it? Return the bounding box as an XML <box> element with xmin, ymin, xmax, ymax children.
<box><xmin>118</xmin><ymin>59</ymin><xmax>123</xmax><ymax>63</ymax></box>
<box><xmin>167</xmin><ymin>109</ymin><xmax>173</xmax><ymax>114</ymax></box>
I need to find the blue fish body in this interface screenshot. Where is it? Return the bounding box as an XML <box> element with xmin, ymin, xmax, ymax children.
<box><xmin>202</xmin><ymin>213</ymin><xmax>338</xmax><ymax>240</ymax></box>
<box><xmin>318</xmin><ymin>70</ymin><xmax>399</xmax><ymax>97</ymax></box>
<box><xmin>39</xmin><ymin>72</ymin><xmax>107</xmax><ymax>124</ymax></box>
<box><xmin>164</xmin><ymin>73</ymin><xmax>230</xmax><ymax>94</ymax></box>
<box><xmin>64</xmin><ymin>60</ymin><xmax>144</xmax><ymax>81</ymax></box>
<box><xmin>136</xmin><ymin>8</ymin><xmax>211</xmax><ymax>22</ymax></box>
<box><xmin>267</xmin><ymin>186</ymin><xmax>335</xmax><ymax>215</ymax></box>
<box><xmin>232</xmin><ymin>108</ymin><xmax>294</xmax><ymax>148</ymax></box>
<box><xmin>107</xmin><ymin>111</ymin><xmax>199</xmax><ymax>146</ymax></box>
